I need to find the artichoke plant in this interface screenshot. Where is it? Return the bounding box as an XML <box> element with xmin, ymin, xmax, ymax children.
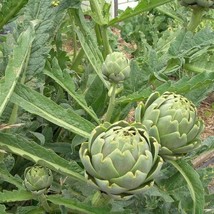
<box><xmin>135</xmin><ymin>92</ymin><xmax>204</xmax><ymax>160</ymax></box>
<box><xmin>102</xmin><ymin>52</ymin><xmax>130</xmax><ymax>84</ymax></box>
<box><xmin>79</xmin><ymin>121</ymin><xmax>163</xmax><ymax>200</ymax></box>
<box><xmin>24</xmin><ymin>165</ymin><xmax>53</xmax><ymax>195</ymax></box>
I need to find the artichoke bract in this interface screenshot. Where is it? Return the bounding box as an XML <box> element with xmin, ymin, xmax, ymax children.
<box><xmin>102</xmin><ymin>52</ymin><xmax>130</xmax><ymax>83</ymax></box>
<box><xmin>79</xmin><ymin>121</ymin><xmax>163</xmax><ymax>200</ymax></box>
<box><xmin>135</xmin><ymin>92</ymin><xmax>204</xmax><ymax>160</ymax></box>
<box><xmin>24</xmin><ymin>165</ymin><xmax>53</xmax><ymax>195</ymax></box>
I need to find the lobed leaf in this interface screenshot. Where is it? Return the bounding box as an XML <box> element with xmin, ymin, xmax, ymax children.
<box><xmin>0</xmin><ymin>190</ymin><xmax>33</xmax><ymax>203</ymax></box>
<box><xmin>0</xmin><ymin>132</ymin><xmax>86</xmax><ymax>182</ymax></box>
<box><xmin>0</xmin><ymin>0</ymin><xmax>28</xmax><ymax>30</ymax></box>
<box><xmin>108</xmin><ymin>0</ymin><xmax>173</xmax><ymax>26</ymax></box>
<box><xmin>44</xmin><ymin>58</ymin><xmax>100</xmax><ymax>124</ymax></box>
<box><xmin>47</xmin><ymin>195</ymin><xmax>111</xmax><ymax>214</ymax></box>
<box><xmin>71</xmin><ymin>9</ymin><xmax>109</xmax><ymax>89</ymax></box>
<box><xmin>0</xmin><ymin>26</ymin><xmax>34</xmax><ymax>117</ymax></box>
<box><xmin>169</xmin><ymin>159</ymin><xmax>205</xmax><ymax>214</ymax></box>
<box><xmin>11</xmin><ymin>83</ymin><xmax>94</xmax><ymax>138</ymax></box>
<box><xmin>0</xmin><ymin>163</ymin><xmax>23</xmax><ymax>189</ymax></box>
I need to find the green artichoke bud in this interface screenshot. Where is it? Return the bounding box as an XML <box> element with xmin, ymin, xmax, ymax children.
<box><xmin>102</xmin><ymin>52</ymin><xmax>130</xmax><ymax>83</ymax></box>
<box><xmin>24</xmin><ymin>165</ymin><xmax>53</xmax><ymax>195</ymax></box>
<box><xmin>179</xmin><ymin>0</ymin><xmax>214</xmax><ymax>8</ymax></box>
<box><xmin>79</xmin><ymin>121</ymin><xmax>163</xmax><ymax>200</ymax></box>
<box><xmin>135</xmin><ymin>92</ymin><xmax>204</xmax><ymax>160</ymax></box>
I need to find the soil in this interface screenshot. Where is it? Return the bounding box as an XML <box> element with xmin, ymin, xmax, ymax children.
<box><xmin>198</xmin><ymin>93</ymin><xmax>214</xmax><ymax>140</ymax></box>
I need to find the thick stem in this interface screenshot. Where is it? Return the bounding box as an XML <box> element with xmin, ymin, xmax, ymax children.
<box><xmin>187</xmin><ymin>7</ymin><xmax>205</xmax><ymax>32</ymax></box>
<box><xmin>105</xmin><ymin>83</ymin><xmax>117</xmax><ymax>122</ymax></box>
<box><xmin>38</xmin><ymin>194</ymin><xmax>52</xmax><ymax>213</ymax></box>
<box><xmin>94</xmin><ymin>24</ymin><xmax>103</xmax><ymax>47</ymax></box>
<box><xmin>71</xmin><ymin>48</ymin><xmax>84</xmax><ymax>72</ymax></box>
<box><xmin>100</xmin><ymin>25</ymin><xmax>112</xmax><ymax>57</ymax></box>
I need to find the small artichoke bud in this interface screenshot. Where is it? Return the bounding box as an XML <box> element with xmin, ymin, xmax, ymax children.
<box><xmin>102</xmin><ymin>52</ymin><xmax>130</xmax><ymax>83</ymax></box>
<box><xmin>24</xmin><ymin>165</ymin><xmax>53</xmax><ymax>195</ymax></box>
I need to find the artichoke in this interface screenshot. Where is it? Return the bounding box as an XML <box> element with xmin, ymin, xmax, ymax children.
<box><xmin>102</xmin><ymin>52</ymin><xmax>130</xmax><ymax>83</ymax></box>
<box><xmin>179</xmin><ymin>0</ymin><xmax>214</xmax><ymax>8</ymax></box>
<box><xmin>79</xmin><ymin>121</ymin><xmax>163</xmax><ymax>200</ymax></box>
<box><xmin>24</xmin><ymin>165</ymin><xmax>53</xmax><ymax>194</ymax></box>
<box><xmin>135</xmin><ymin>92</ymin><xmax>204</xmax><ymax>160</ymax></box>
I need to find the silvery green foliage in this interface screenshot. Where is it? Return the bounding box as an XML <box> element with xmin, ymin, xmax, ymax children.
<box><xmin>24</xmin><ymin>165</ymin><xmax>53</xmax><ymax>194</ymax></box>
<box><xmin>136</xmin><ymin>92</ymin><xmax>204</xmax><ymax>160</ymax></box>
<box><xmin>79</xmin><ymin>120</ymin><xmax>163</xmax><ymax>200</ymax></box>
<box><xmin>102</xmin><ymin>52</ymin><xmax>130</xmax><ymax>83</ymax></box>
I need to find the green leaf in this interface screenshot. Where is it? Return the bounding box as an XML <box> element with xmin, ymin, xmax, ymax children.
<box><xmin>71</xmin><ymin>9</ymin><xmax>109</xmax><ymax>89</ymax></box>
<box><xmin>118</xmin><ymin>71</ymin><xmax>214</xmax><ymax>104</ymax></box>
<box><xmin>108</xmin><ymin>0</ymin><xmax>174</xmax><ymax>26</ymax></box>
<box><xmin>11</xmin><ymin>83</ymin><xmax>94</xmax><ymax>138</ymax></box>
<box><xmin>85</xmin><ymin>75</ymin><xmax>108</xmax><ymax>117</ymax></box>
<box><xmin>44</xmin><ymin>58</ymin><xmax>100</xmax><ymax>124</ymax></box>
<box><xmin>0</xmin><ymin>0</ymin><xmax>28</xmax><ymax>30</ymax></box>
<box><xmin>0</xmin><ymin>26</ymin><xmax>34</xmax><ymax>117</ymax></box>
<box><xmin>23</xmin><ymin>0</ymin><xmax>67</xmax><ymax>77</ymax></box>
<box><xmin>169</xmin><ymin>159</ymin><xmax>205</xmax><ymax>214</ymax></box>
<box><xmin>0</xmin><ymin>163</ymin><xmax>23</xmax><ymax>189</ymax></box>
<box><xmin>0</xmin><ymin>205</ymin><xmax>6</xmax><ymax>214</ymax></box>
<box><xmin>47</xmin><ymin>195</ymin><xmax>111</xmax><ymax>214</ymax></box>
<box><xmin>16</xmin><ymin>206</ymin><xmax>46</xmax><ymax>214</ymax></box>
<box><xmin>0</xmin><ymin>190</ymin><xmax>33</xmax><ymax>203</ymax></box>
<box><xmin>88</xmin><ymin>0</ymin><xmax>110</xmax><ymax>25</ymax></box>
<box><xmin>0</xmin><ymin>132</ymin><xmax>86</xmax><ymax>182</ymax></box>
<box><xmin>168</xmin><ymin>29</ymin><xmax>214</xmax><ymax>58</ymax></box>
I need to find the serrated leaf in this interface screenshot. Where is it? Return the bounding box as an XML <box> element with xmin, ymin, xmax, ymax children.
<box><xmin>0</xmin><ymin>26</ymin><xmax>34</xmax><ymax>117</ymax></box>
<box><xmin>0</xmin><ymin>0</ymin><xmax>28</xmax><ymax>30</ymax></box>
<box><xmin>118</xmin><ymin>71</ymin><xmax>214</xmax><ymax>104</ymax></box>
<box><xmin>0</xmin><ymin>190</ymin><xmax>33</xmax><ymax>203</ymax></box>
<box><xmin>85</xmin><ymin>75</ymin><xmax>108</xmax><ymax>117</ymax></box>
<box><xmin>168</xmin><ymin>29</ymin><xmax>214</xmax><ymax>58</ymax></box>
<box><xmin>47</xmin><ymin>195</ymin><xmax>111</xmax><ymax>214</ymax></box>
<box><xmin>0</xmin><ymin>204</ymin><xmax>7</xmax><ymax>214</ymax></box>
<box><xmin>11</xmin><ymin>83</ymin><xmax>94</xmax><ymax>138</ymax></box>
<box><xmin>16</xmin><ymin>206</ymin><xmax>45</xmax><ymax>214</ymax></box>
<box><xmin>88</xmin><ymin>0</ymin><xmax>110</xmax><ymax>25</ymax></box>
<box><xmin>169</xmin><ymin>159</ymin><xmax>205</xmax><ymax>214</ymax></box>
<box><xmin>23</xmin><ymin>0</ymin><xmax>69</xmax><ymax>77</ymax></box>
<box><xmin>71</xmin><ymin>9</ymin><xmax>109</xmax><ymax>89</ymax></box>
<box><xmin>0</xmin><ymin>132</ymin><xmax>86</xmax><ymax>182</ymax></box>
<box><xmin>108</xmin><ymin>0</ymin><xmax>173</xmax><ymax>26</ymax></box>
<box><xmin>44</xmin><ymin>58</ymin><xmax>100</xmax><ymax>124</ymax></box>
<box><xmin>0</xmin><ymin>163</ymin><xmax>23</xmax><ymax>189</ymax></box>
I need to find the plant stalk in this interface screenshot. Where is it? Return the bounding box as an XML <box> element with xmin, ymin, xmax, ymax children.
<box><xmin>38</xmin><ymin>194</ymin><xmax>52</xmax><ymax>213</ymax></box>
<box><xmin>187</xmin><ymin>7</ymin><xmax>205</xmax><ymax>32</ymax></box>
<box><xmin>100</xmin><ymin>25</ymin><xmax>112</xmax><ymax>57</ymax></box>
<box><xmin>71</xmin><ymin>48</ymin><xmax>85</xmax><ymax>72</ymax></box>
<box><xmin>105</xmin><ymin>83</ymin><xmax>117</xmax><ymax>122</ymax></box>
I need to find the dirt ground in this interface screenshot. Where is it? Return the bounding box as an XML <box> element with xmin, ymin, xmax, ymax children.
<box><xmin>198</xmin><ymin>93</ymin><xmax>214</xmax><ymax>139</ymax></box>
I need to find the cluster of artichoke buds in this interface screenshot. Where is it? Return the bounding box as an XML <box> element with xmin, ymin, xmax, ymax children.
<box><xmin>79</xmin><ymin>121</ymin><xmax>163</xmax><ymax>200</ymax></box>
<box><xmin>180</xmin><ymin>0</ymin><xmax>214</xmax><ymax>8</ymax></box>
<box><xmin>135</xmin><ymin>92</ymin><xmax>204</xmax><ymax>160</ymax></box>
<box><xmin>24</xmin><ymin>165</ymin><xmax>53</xmax><ymax>195</ymax></box>
<box><xmin>82</xmin><ymin>59</ymin><xmax>204</xmax><ymax>200</ymax></box>
<box><xmin>102</xmin><ymin>52</ymin><xmax>130</xmax><ymax>84</ymax></box>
